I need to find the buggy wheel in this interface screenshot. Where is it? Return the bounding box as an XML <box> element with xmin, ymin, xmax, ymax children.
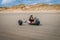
<box><xmin>18</xmin><ymin>20</ymin><xmax>23</xmax><ymax>25</ymax></box>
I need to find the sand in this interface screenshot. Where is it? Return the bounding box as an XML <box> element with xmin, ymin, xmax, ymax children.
<box><xmin>0</xmin><ymin>12</ymin><xmax>60</xmax><ymax>40</ymax></box>
<box><xmin>0</xmin><ymin>10</ymin><xmax>60</xmax><ymax>13</ymax></box>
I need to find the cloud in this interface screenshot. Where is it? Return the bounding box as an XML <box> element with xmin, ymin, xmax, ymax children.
<box><xmin>44</xmin><ymin>0</ymin><xmax>53</xmax><ymax>4</ymax></box>
<box><xmin>1</xmin><ymin>0</ymin><xmax>16</xmax><ymax>4</ymax></box>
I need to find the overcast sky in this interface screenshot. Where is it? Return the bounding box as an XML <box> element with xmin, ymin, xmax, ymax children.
<box><xmin>0</xmin><ymin>0</ymin><xmax>60</xmax><ymax>7</ymax></box>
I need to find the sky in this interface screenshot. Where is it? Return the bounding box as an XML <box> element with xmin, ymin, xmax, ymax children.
<box><xmin>0</xmin><ymin>0</ymin><xmax>60</xmax><ymax>7</ymax></box>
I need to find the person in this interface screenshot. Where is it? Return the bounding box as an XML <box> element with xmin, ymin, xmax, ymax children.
<box><xmin>28</xmin><ymin>15</ymin><xmax>40</xmax><ymax>25</ymax></box>
<box><xmin>29</xmin><ymin>15</ymin><xmax>34</xmax><ymax>23</ymax></box>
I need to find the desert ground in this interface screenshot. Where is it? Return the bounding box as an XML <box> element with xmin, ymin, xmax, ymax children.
<box><xmin>0</xmin><ymin>12</ymin><xmax>60</xmax><ymax>40</ymax></box>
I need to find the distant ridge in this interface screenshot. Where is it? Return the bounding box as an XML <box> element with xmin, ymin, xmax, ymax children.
<box><xmin>0</xmin><ymin>3</ymin><xmax>60</xmax><ymax>11</ymax></box>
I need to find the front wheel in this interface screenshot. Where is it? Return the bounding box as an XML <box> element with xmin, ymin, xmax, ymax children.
<box><xmin>18</xmin><ymin>20</ymin><xmax>23</xmax><ymax>25</ymax></box>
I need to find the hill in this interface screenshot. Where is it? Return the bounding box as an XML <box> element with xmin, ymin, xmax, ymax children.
<box><xmin>0</xmin><ymin>4</ymin><xmax>60</xmax><ymax>11</ymax></box>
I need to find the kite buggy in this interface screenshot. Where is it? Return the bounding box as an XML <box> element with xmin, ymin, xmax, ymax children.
<box><xmin>18</xmin><ymin>15</ymin><xmax>40</xmax><ymax>26</ymax></box>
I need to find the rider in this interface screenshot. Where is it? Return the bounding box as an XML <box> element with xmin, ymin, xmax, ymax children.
<box><xmin>29</xmin><ymin>15</ymin><xmax>34</xmax><ymax>23</ymax></box>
